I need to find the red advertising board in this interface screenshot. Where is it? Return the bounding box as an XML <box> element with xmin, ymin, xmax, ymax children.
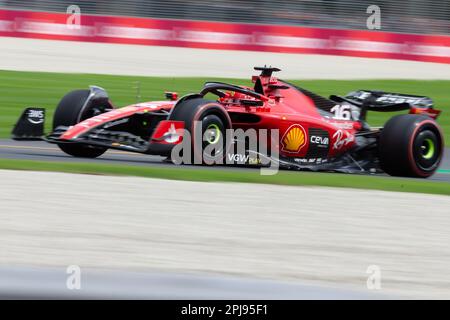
<box><xmin>0</xmin><ymin>9</ymin><xmax>448</xmax><ymax>64</ymax></box>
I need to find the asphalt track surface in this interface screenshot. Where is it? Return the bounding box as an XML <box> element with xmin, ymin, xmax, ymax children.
<box><xmin>0</xmin><ymin>139</ymin><xmax>449</xmax><ymax>182</ymax></box>
<box><xmin>1</xmin><ymin>170</ymin><xmax>449</xmax><ymax>299</ymax></box>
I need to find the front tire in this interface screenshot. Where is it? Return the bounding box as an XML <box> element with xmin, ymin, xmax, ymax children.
<box><xmin>53</xmin><ymin>90</ymin><xmax>107</xmax><ymax>158</ymax></box>
<box><xmin>379</xmin><ymin>114</ymin><xmax>444</xmax><ymax>178</ymax></box>
<box><xmin>169</xmin><ymin>97</ymin><xmax>231</xmax><ymax>164</ymax></box>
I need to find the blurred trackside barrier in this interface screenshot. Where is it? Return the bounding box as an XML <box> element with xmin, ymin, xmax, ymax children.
<box><xmin>0</xmin><ymin>9</ymin><xmax>449</xmax><ymax>64</ymax></box>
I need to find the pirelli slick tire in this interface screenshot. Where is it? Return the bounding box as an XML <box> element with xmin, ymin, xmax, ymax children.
<box><xmin>379</xmin><ymin>114</ymin><xmax>444</xmax><ymax>178</ymax></box>
<box><xmin>169</xmin><ymin>97</ymin><xmax>232</xmax><ymax>165</ymax></box>
<box><xmin>53</xmin><ymin>90</ymin><xmax>107</xmax><ymax>158</ymax></box>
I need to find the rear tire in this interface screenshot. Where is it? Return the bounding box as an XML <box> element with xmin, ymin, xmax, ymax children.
<box><xmin>379</xmin><ymin>114</ymin><xmax>444</xmax><ymax>178</ymax></box>
<box><xmin>53</xmin><ymin>90</ymin><xmax>107</xmax><ymax>158</ymax></box>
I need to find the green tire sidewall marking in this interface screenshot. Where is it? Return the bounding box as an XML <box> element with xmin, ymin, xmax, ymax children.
<box><xmin>423</xmin><ymin>138</ymin><xmax>435</xmax><ymax>160</ymax></box>
<box><xmin>206</xmin><ymin>123</ymin><xmax>221</xmax><ymax>144</ymax></box>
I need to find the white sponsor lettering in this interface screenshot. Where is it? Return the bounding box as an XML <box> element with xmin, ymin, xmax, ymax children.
<box><xmin>332</xmin><ymin>130</ymin><xmax>354</xmax><ymax>150</ymax></box>
<box><xmin>327</xmin><ymin>121</ymin><xmax>354</xmax><ymax>130</ymax></box>
<box><xmin>408</xmin><ymin>44</ymin><xmax>450</xmax><ymax>57</ymax></box>
<box><xmin>256</xmin><ymin>34</ymin><xmax>330</xmax><ymax>49</ymax></box>
<box><xmin>178</xmin><ymin>30</ymin><xmax>251</xmax><ymax>44</ymax></box>
<box><xmin>27</xmin><ymin>109</ymin><xmax>44</xmax><ymax>124</ymax></box>
<box><xmin>228</xmin><ymin>153</ymin><xmax>249</xmax><ymax>163</ymax></box>
<box><xmin>334</xmin><ymin>39</ymin><xmax>403</xmax><ymax>53</ymax></box>
<box><xmin>294</xmin><ymin>157</ymin><xmax>328</xmax><ymax>164</ymax></box>
<box><xmin>376</xmin><ymin>95</ymin><xmax>425</xmax><ymax>105</ymax></box>
<box><xmin>310</xmin><ymin>135</ymin><xmax>329</xmax><ymax>145</ymax></box>
<box><xmin>16</xmin><ymin>21</ymin><xmax>94</xmax><ymax>36</ymax></box>
<box><xmin>96</xmin><ymin>25</ymin><xmax>174</xmax><ymax>40</ymax></box>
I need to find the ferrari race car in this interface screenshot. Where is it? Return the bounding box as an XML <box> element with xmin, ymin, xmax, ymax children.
<box><xmin>12</xmin><ymin>66</ymin><xmax>444</xmax><ymax>178</ymax></box>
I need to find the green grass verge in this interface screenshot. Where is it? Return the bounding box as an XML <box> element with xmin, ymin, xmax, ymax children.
<box><xmin>0</xmin><ymin>70</ymin><xmax>449</xmax><ymax>144</ymax></box>
<box><xmin>0</xmin><ymin>158</ymin><xmax>448</xmax><ymax>195</ymax></box>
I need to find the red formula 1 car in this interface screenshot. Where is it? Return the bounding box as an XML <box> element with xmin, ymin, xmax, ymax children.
<box><xmin>13</xmin><ymin>67</ymin><xmax>444</xmax><ymax>178</ymax></box>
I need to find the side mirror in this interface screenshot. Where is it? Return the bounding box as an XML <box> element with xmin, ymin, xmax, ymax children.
<box><xmin>165</xmin><ymin>92</ymin><xmax>178</xmax><ymax>101</ymax></box>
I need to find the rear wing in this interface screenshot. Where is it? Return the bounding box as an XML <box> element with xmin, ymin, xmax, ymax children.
<box><xmin>330</xmin><ymin>90</ymin><xmax>441</xmax><ymax>120</ymax></box>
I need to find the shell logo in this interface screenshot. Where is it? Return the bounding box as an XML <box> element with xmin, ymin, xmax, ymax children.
<box><xmin>281</xmin><ymin>124</ymin><xmax>307</xmax><ymax>153</ymax></box>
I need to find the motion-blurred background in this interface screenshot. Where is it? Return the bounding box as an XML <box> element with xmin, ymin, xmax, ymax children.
<box><xmin>1</xmin><ymin>0</ymin><xmax>449</xmax><ymax>34</ymax></box>
<box><xmin>0</xmin><ymin>1</ymin><xmax>449</xmax><ymax>300</ymax></box>
<box><xmin>1</xmin><ymin>0</ymin><xmax>449</xmax><ymax>66</ymax></box>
